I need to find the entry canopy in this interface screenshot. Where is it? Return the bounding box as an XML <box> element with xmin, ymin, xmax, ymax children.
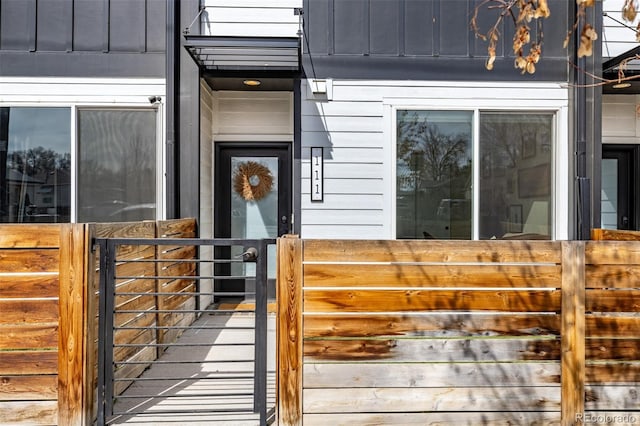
<box><xmin>184</xmin><ymin>35</ymin><xmax>301</xmax><ymax>72</ymax></box>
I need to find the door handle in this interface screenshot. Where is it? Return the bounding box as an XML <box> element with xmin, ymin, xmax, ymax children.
<box><xmin>622</xmin><ymin>216</ymin><xmax>629</xmax><ymax>228</ymax></box>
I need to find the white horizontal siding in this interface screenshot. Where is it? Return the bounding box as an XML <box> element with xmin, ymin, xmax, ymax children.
<box><xmin>300</xmin><ymin>79</ymin><xmax>569</xmax><ymax>240</ymax></box>
<box><xmin>602</xmin><ymin>94</ymin><xmax>640</xmax><ymax>144</ymax></box>
<box><xmin>603</xmin><ymin>0</ymin><xmax>638</xmax><ymax>58</ymax></box>
<box><xmin>201</xmin><ymin>0</ymin><xmax>302</xmax><ymax>38</ymax></box>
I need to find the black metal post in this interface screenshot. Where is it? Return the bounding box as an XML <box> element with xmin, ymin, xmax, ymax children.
<box><xmin>253</xmin><ymin>240</ymin><xmax>269</xmax><ymax>425</ymax></box>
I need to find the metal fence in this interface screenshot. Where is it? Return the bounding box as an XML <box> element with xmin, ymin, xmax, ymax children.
<box><xmin>95</xmin><ymin>237</ymin><xmax>275</xmax><ymax>425</ymax></box>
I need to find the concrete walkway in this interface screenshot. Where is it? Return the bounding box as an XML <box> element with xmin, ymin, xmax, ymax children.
<box><xmin>108</xmin><ymin>309</ymin><xmax>277</xmax><ymax>425</ymax></box>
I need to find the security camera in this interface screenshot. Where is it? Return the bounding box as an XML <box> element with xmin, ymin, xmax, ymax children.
<box><xmin>148</xmin><ymin>96</ymin><xmax>161</xmax><ymax>104</ymax></box>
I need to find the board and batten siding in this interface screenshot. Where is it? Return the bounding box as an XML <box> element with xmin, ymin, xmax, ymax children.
<box><xmin>300</xmin><ymin>79</ymin><xmax>570</xmax><ymax>240</ymax></box>
<box><xmin>201</xmin><ymin>0</ymin><xmax>302</xmax><ymax>38</ymax></box>
<box><xmin>602</xmin><ymin>94</ymin><xmax>640</xmax><ymax>144</ymax></box>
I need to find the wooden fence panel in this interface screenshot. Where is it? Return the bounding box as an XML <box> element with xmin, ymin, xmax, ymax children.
<box><xmin>0</xmin><ymin>224</ymin><xmax>61</xmax><ymax>425</ymax></box>
<box><xmin>282</xmin><ymin>238</ymin><xmax>566</xmax><ymax>425</ymax></box>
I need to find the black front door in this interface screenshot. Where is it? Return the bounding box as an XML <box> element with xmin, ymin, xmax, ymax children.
<box><xmin>214</xmin><ymin>143</ymin><xmax>291</xmax><ymax>298</ymax></box>
<box><xmin>601</xmin><ymin>145</ymin><xmax>639</xmax><ymax>230</ymax></box>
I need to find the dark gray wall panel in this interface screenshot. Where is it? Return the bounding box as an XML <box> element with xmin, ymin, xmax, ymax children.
<box><xmin>73</xmin><ymin>0</ymin><xmax>106</xmax><ymax>51</ymax></box>
<box><xmin>302</xmin><ymin>0</ymin><xmax>569</xmax><ymax>82</ymax></box>
<box><xmin>110</xmin><ymin>0</ymin><xmax>146</xmax><ymax>52</ymax></box>
<box><xmin>370</xmin><ymin>0</ymin><xmax>399</xmax><ymax>55</ymax></box>
<box><xmin>404</xmin><ymin>0</ymin><xmax>433</xmax><ymax>56</ymax></box>
<box><xmin>0</xmin><ymin>0</ymin><xmax>32</xmax><ymax>51</ymax></box>
<box><xmin>333</xmin><ymin>1</ymin><xmax>367</xmax><ymax>54</ymax></box>
<box><xmin>36</xmin><ymin>0</ymin><xmax>69</xmax><ymax>51</ymax></box>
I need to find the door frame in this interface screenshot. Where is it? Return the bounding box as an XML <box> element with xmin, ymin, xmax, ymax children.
<box><xmin>214</xmin><ymin>142</ymin><xmax>292</xmax><ymax>238</ymax></box>
<box><xmin>602</xmin><ymin>144</ymin><xmax>640</xmax><ymax>230</ymax></box>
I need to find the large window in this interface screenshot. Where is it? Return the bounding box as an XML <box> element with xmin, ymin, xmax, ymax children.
<box><xmin>0</xmin><ymin>106</ymin><xmax>158</xmax><ymax>223</ymax></box>
<box><xmin>397</xmin><ymin>110</ymin><xmax>553</xmax><ymax>240</ymax></box>
<box><xmin>77</xmin><ymin>109</ymin><xmax>157</xmax><ymax>222</ymax></box>
<box><xmin>0</xmin><ymin>107</ymin><xmax>71</xmax><ymax>223</ymax></box>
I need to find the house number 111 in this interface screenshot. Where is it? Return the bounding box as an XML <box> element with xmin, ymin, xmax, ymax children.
<box><xmin>311</xmin><ymin>147</ymin><xmax>323</xmax><ymax>202</ymax></box>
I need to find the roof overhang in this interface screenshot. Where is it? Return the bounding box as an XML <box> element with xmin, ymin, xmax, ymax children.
<box><xmin>602</xmin><ymin>45</ymin><xmax>640</xmax><ymax>94</ymax></box>
<box><xmin>183</xmin><ymin>35</ymin><xmax>301</xmax><ymax>73</ymax></box>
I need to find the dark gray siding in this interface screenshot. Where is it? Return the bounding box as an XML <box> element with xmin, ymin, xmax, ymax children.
<box><xmin>0</xmin><ymin>0</ymin><xmax>165</xmax><ymax>77</ymax></box>
<box><xmin>303</xmin><ymin>0</ymin><xmax>569</xmax><ymax>82</ymax></box>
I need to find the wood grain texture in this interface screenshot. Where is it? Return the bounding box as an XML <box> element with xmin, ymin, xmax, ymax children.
<box><xmin>560</xmin><ymin>241</ymin><xmax>585</xmax><ymax>425</ymax></box>
<box><xmin>592</xmin><ymin>228</ymin><xmax>640</xmax><ymax>241</ymax></box>
<box><xmin>277</xmin><ymin>236</ymin><xmax>303</xmax><ymax>426</ymax></box>
<box><xmin>304</xmin><ymin>337</ymin><xmax>560</xmax><ymax>362</ymax></box>
<box><xmin>304</xmin><ymin>362</ymin><xmax>561</xmax><ymax>387</ymax></box>
<box><xmin>303</xmin><ymin>239</ymin><xmax>562</xmax><ymax>263</ymax></box>
<box><xmin>0</xmin><ymin>299</ymin><xmax>59</xmax><ymax>324</ymax></box>
<box><xmin>587</xmin><ymin>362</ymin><xmax>640</xmax><ymax>384</ymax></box>
<box><xmin>586</xmin><ymin>338</ymin><xmax>640</xmax><ymax>361</ymax></box>
<box><xmin>0</xmin><ymin>375</ymin><xmax>57</xmax><ymax>401</ymax></box>
<box><xmin>0</xmin><ymin>324</ymin><xmax>58</xmax><ymax>349</ymax></box>
<box><xmin>0</xmin><ymin>401</ymin><xmax>57</xmax><ymax>425</ymax></box>
<box><xmin>304</xmin><ymin>289</ymin><xmax>561</xmax><ymax>313</ymax></box>
<box><xmin>585</xmin><ymin>265</ymin><xmax>640</xmax><ymax>289</ymax></box>
<box><xmin>585</xmin><ymin>385</ymin><xmax>640</xmax><ymax>410</ymax></box>
<box><xmin>303</xmin><ymin>412</ymin><xmax>561</xmax><ymax>426</ymax></box>
<box><xmin>0</xmin><ymin>351</ymin><xmax>57</xmax><ymax>375</ymax></box>
<box><xmin>0</xmin><ymin>224</ymin><xmax>60</xmax><ymax>248</ymax></box>
<box><xmin>0</xmin><ymin>249</ymin><xmax>59</xmax><ymax>273</ymax></box>
<box><xmin>303</xmin><ymin>313</ymin><xmax>560</xmax><ymax>338</ymax></box>
<box><xmin>585</xmin><ymin>241</ymin><xmax>640</xmax><ymax>265</ymax></box>
<box><xmin>303</xmin><ymin>387</ymin><xmax>561</xmax><ymax>413</ymax></box>
<box><xmin>304</xmin><ymin>263</ymin><xmax>562</xmax><ymax>288</ymax></box>
<box><xmin>0</xmin><ymin>275</ymin><xmax>58</xmax><ymax>298</ymax></box>
<box><xmin>586</xmin><ymin>316</ymin><xmax>640</xmax><ymax>338</ymax></box>
<box><xmin>586</xmin><ymin>289</ymin><xmax>640</xmax><ymax>312</ymax></box>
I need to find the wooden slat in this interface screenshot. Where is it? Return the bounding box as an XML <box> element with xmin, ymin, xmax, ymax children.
<box><xmin>586</xmin><ymin>316</ymin><xmax>640</xmax><ymax>338</ymax></box>
<box><xmin>277</xmin><ymin>236</ymin><xmax>303</xmax><ymax>426</ymax></box>
<box><xmin>157</xmin><ymin>245</ymin><xmax>197</xmax><ymax>261</ymax></box>
<box><xmin>586</xmin><ymin>241</ymin><xmax>640</xmax><ymax>265</ymax></box>
<box><xmin>561</xmin><ymin>241</ymin><xmax>585</xmax><ymax>425</ymax></box>
<box><xmin>0</xmin><ymin>275</ymin><xmax>58</xmax><ymax>298</ymax></box>
<box><xmin>0</xmin><ymin>325</ymin><xmax>58</xmax><ymax>349</ymax></box>
<box><xmin>304</xmin><ymin>338</ymin><xmax>560</xmax><ymax>362</ymax></box>
<box><xmin>0</xmin><ymin>249</ymin><xmax>59</xmax><ymax>273</ymax></box>
<box><xmin>585</xmin><ymin>385</ymin><xmax>640</xmax><ymax>410</ymax></box>
<box><xmin>303</xmin><ymin>263</ymin><xmax>562</xmax><ymax>288</ymax></box>
<box><xmin>157</xmin><ymin>218</ymin><xmax>197</xmax><ymax>237</ymax></box>
<box><xmin>304</xmin><ymin>362</ymin><xmax>561</xmax><ymax>388</ymax></box>
<box><xmin>586</xmin><ymin>265</ymin><xmax>640</xmax><ymax>288</ymax></box>
<box><xmin>586</xmin><ymin>338</ymin><xmax>640</xmax><ymax>361</ymax></box>
<box><xmin>303</xmin><ymin>289</ymin><xmax>561</xmax><ymax>313</ymax></box>
<box><xmin>303</xmin><ymin>240</ymin><xmax>562</xmax><ymax>263</ymax></box>
<box><xmin>0</xmin><ymin>401</ymin><xmax>57</xmax><ymax>425</ymax></box>
<box><xmin>303</xmin><ymin>387</ymin><xmax>561</xmax><ymax>413</ymax></box>
<box><xmin>303</xmin><ymin>412</ymin><xmax>562</xmax><ymax>426</ymax></box>
<box><xmin>0</xmin><ymin>351</ymin><xmax>57</xmax><ymax>375</ymax></box>
<box><xmin>0</xmin><ymin>224</ymin><xmax>60</xmax><ymax>248</ymax></box>
<box><xmin>0</xmin><ymin>375</ymin><xmax>57</xmax><ymax>400</ymax></box>
<box><xmin>303</xmin><ymin>313</ymin><xmax>560</xmax><ymax>338</ymax></box>
<box><xmin>92</xmin><ymin>221</ymin><xmax>156</xmax><ymax>239</ymax></box>
<box><xmin>58</xmin><ymin>224</ymin><xmax>86</xmax><ymax>426</ymax></box>
<box><xmin>0</xmin><ymin>299</ymin><xmax>59</xmax><ymax>324</ymax></box>
<box><xmin>592</xmin><ymin>228</ymin><xmax>640</xmax><ymax>241</ymax></box>
<box><xmin>587</xmin><ymin>362</ymin><xmax>640</xmax><ymax>384</ymax></box>
<box><xmin>586</xmin><ymin>290</ymin><xmax>640</xmax><ymax>312</ymax></box>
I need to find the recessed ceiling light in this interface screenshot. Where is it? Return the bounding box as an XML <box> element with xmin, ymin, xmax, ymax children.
<box><xmin>243</xmin><ymin>79</ymin><xmax>261</xmax><ymax>87</ymax></box>
<box><xmin>612</xmin><ymin>82</ymin><xmax>631</xmax><ymax>89</ymax></box>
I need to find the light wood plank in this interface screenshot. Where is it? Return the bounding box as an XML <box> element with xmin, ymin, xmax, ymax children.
<box><xmin>586</xmin><ymin>241</ymin><xmax>640</xmax><ymax>265</ymax></box>
<box><xmin>157</xmin><ymin>218</ymin><xmax>197</xmax><ymax>237</ymax></box>
<box><xmin>586</xmin><ymin>316</ymin><xmax>640</xmax><ymax>338</ymax></box>
<box><xmin>0</xmin><ymin>351</ymin><xmax>57</xmax><ymax>375</ymax></box>
<box><xmin>0</xmin><ymin>401</ymin><xmax>57</xmax><ymax>425</ymax></box>
<box><xmin>304</xmin><ymin>263</ymin><xmax>562</xmax><ymax>288</ymax></box>
<box><xmin>0</xmin><ymin>249</ymin><xmax>59</xmax><ymax>273</ymax></box>
<box><xmin>303</xmin><ymin>313</ymin><xmax>560</xmax><ymax>338</ymax></box>
<box><xmin>277</xmin><ymin>236</ymin><xmax>303</xmax><ymax>426</ymax></box>
<box><xmin>0</xmin><ymin>299</ymin><xmax>59</xmax><ymax>324</ymax></box>
<box><xmin>0</xmin><ymin>275</ymin><xmax>58</xmax><ymax>298</ymax></box>
<box><xmin>304</xmin><ymin>362</ymin><xmax>561</xmax><ymax>388</ymax></box>
<box><xmin>586</xmin><ymin>338</ymin><xmax>640</xmax><ymax>361</ymax></box>
<box><xmin>0</xmin><ymin>375</ymin><xmax>57</xmax><ymax>401</ymax></box>
<box><xmin>585</xmin><ymin>385</ymin><xmax>640</xmax><ymax>410</ymax></box>
<box><xmin>303</xmin><ymin>387</ymin><xmax>561</xmax><ymax>413</ymax></box>
<box><xmin>586</xmin><ymin>265</ymin><xmax>640</xmax><ymax>289</ymax></box>
<box><xmin>587</xmin><ymin>362</ymin><xmax>640</xmax><ymax>384</ymax></box>
<box><xmin>591</xmin><ymin>228</ymin><xmax>640</xmax><ymax>241</ymax></box>
<box><xmin>303</xmin><ymin>289</ymin><xmax>561</xmax><ymax>313</ymax></box>
<box><xmin>303</xmin><ymin>412</ymin><xmax>561</xmax><ymax>425</ymax></box>
<box><xmin>304</xmin><ymin>338</ymin><xmax>560</xmax><ymax>362</ymax></box>
<box><xmin>587</xmin><ymin>289</ymin><xmax>640</xmax><ymax>312</ymax></box>
<box><xmin>0</xmin><ymin>224</ymin><xmax>60</xmax><ymax>248</ymax></box>
<box><xmin>303</xmin><ymin>240</ymin><xmax>562</xmax><ymax>263</ymax></box>
<box><xmin>0</xmin><ymin>325</ymin><xmax>58</xmax><ymax>350</ymax></box>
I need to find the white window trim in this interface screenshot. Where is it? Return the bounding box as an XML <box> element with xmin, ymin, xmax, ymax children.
<box><xmin>386</xmin><ymin>98</ymin><xmax>569</xmax><ymax>240</ymax></box>
<box><xmin>0</xmin><ymin>77</ymin><xmax>166</xmax><ymax>223</ymax></box>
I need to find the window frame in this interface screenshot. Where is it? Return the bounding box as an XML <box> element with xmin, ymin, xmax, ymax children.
<box><xmin>389</xmin><ymin>100</ymin><xmax>568</xmax><ymax>240</ymax></box>
<box><xmin>0</xmin><ymin>95</ymin><xmax>164</xmax><ymax>223</ymax></box>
